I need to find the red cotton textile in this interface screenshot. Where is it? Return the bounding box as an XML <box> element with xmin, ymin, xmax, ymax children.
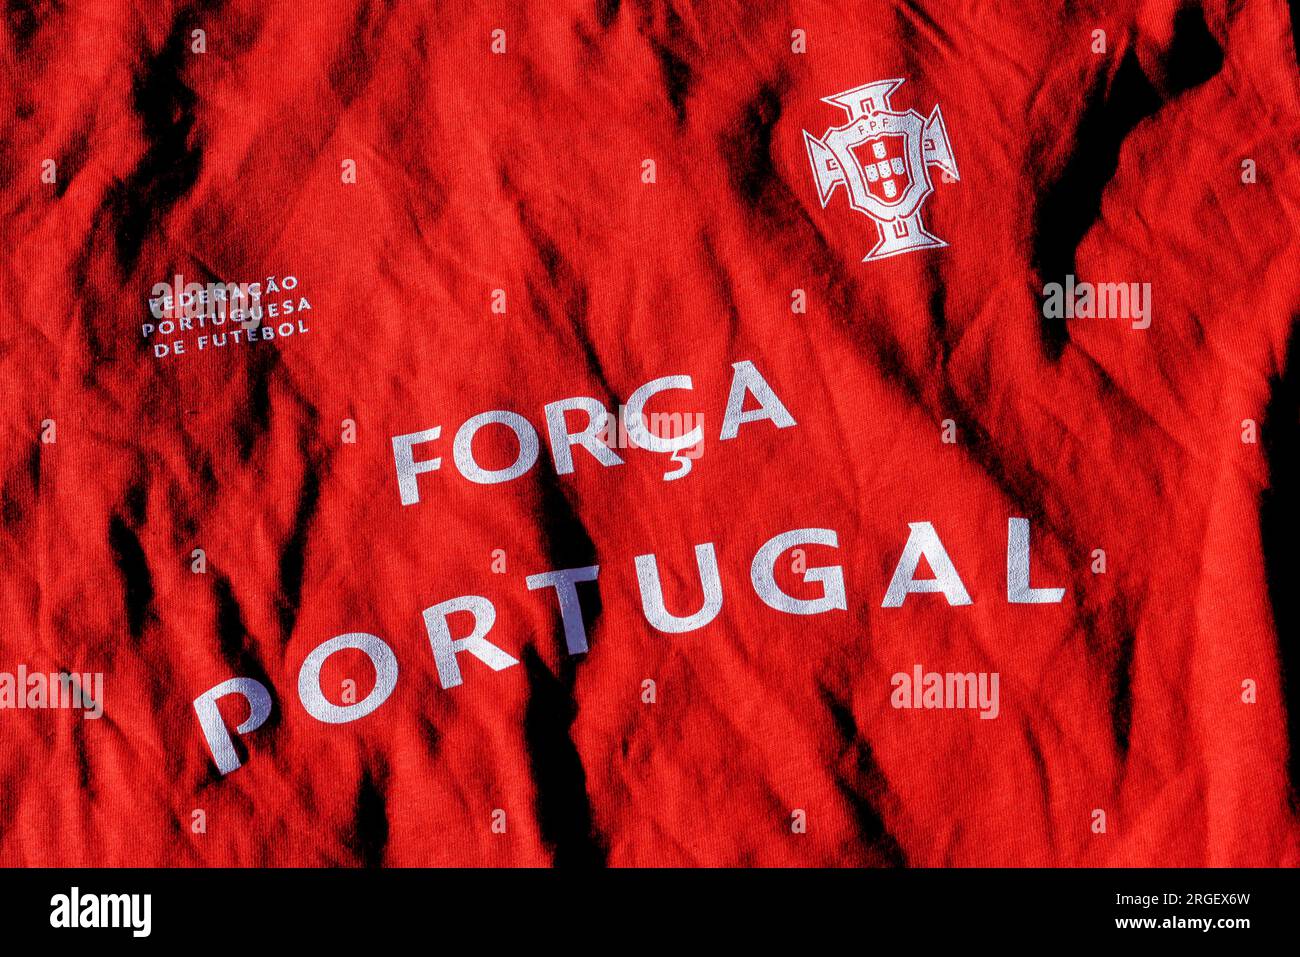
<box><xmin>1</xmin><ymin>0</ymin><xmax>1298</xmax><ymax>867</ymax></box>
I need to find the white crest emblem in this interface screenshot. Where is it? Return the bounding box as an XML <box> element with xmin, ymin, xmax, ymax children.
<box><xmin>803</xmin><ymin>79</ymin><xmax>959</xmax><ymax>262</ymax></box>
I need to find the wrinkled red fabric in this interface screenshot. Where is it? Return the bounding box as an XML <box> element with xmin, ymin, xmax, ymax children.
<box><xmin>2</xmin><ymin>0</ymin><xmax>1299</xmax><ymax>866</ymax></box>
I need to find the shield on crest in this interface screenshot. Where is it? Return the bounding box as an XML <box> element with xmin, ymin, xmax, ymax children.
<box><xmin>851</xmin><ymin>133</ymin><xmax>910</xmax><ymax>206</ymax></box>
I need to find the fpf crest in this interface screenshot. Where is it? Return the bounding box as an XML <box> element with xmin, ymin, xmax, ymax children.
<box><xmin>803</xmin><ymin>79</ymin><xmax>958</xmax><ymax>262</ymax></box>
